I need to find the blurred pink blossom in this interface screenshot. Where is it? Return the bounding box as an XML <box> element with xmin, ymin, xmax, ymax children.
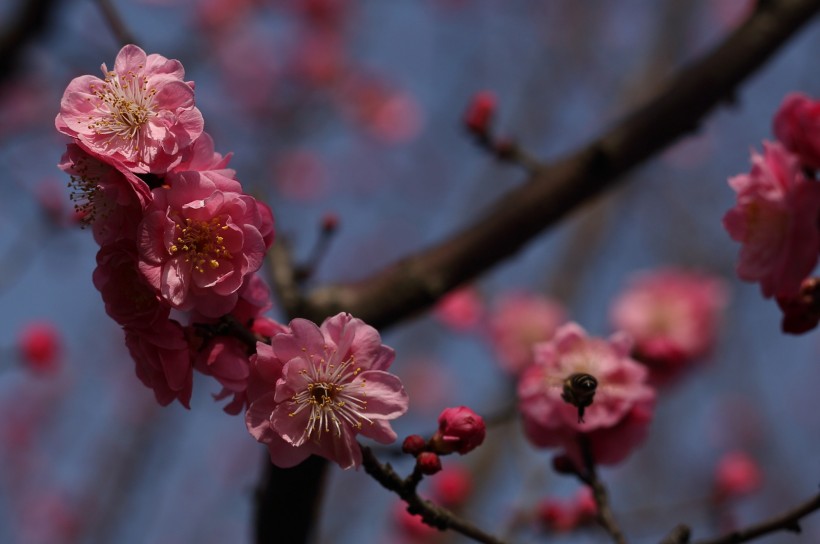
<box><xmin>610</xmin><ymin>268</ymin><xmax>728</xmax><ymax>383</ymax></box>
<box><xmin>431</xmin><ymin>463</ymin><xmax>472</xmax><ymax>507</ymax></box>
<box><xmin>17</xmin><ymin>321</ymin><xmax>62</xmax><ymax>374</ymax></box>
<box><xmin>434</xmin><ymin>286</ymin><xmax>484</xmax><ymax>332</ymax></box>
<box><xmin>773</xmin><ymin>93</ymin><xmax>820</xmax><ymax>170</ymax></box>
<box><xmin>245</xmin><ymin>313</ymin><xmax>409</xmax><ymax>469</ymax></box>
<box><xmin>56</xmin><ymin>44</ymin><xmax>204</xmax><ymax>174</ymax></box>
<box><xmin>518</xmin><ymin>322</ymin><xmax>655</xmax><ymax>466</ymax></box>
<box><xmin>488</xmin><ymin>291</ymin><xmax>566</xmax><ymax>374</ymax></box>
<box><xmin>714</xmin><ymin>450</ymin><xmax>762</xmax><ymax>500</ymax></box>
<box><xmin>723</xmin><ymin>142</ymin><xmax>820</xmax><ymax>299</ymax></box>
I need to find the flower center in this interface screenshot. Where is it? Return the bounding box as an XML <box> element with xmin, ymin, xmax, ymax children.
<box><xmin>169</xmin><ymin>217</ymin><xmax>232</xmax><ymax>274</ymax></box>
<box><xmin>289</xmin><ymin>355</ymin><xmax>369</xmax><ymax>442</ymax></box>
<box><xmin>87</xmin><ymin>68</ymin><xmax>158</xmax><ymax>150</ymax></box>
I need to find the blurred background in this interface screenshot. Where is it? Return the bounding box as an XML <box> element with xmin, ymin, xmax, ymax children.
<box><xmin>0</xmin><ymin>0</ymin><xmax>819</xmax><ymax>542</ymax></box>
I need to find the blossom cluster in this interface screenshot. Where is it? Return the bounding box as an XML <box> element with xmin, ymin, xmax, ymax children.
<box><xmin>56</xmin><ymin>45</ymin><xmax>275</xmax><ymax>409</ymax></box>
<box><xmin>723</xmin><ymin>93</ymin><xmax>820</xmax><ymax>333</ymax></box>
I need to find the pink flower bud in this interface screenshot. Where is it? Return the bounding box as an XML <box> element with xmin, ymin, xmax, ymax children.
<box><xmin>536</xmin><ymin>499</ymin><xmax>578</xmax><ymax>532</ymax></box>
<box><xmin>431</xmin><ymin>406</ymin><xmax>486</xmax><ymax>455</ymax></box>
<box><xmin>402</xmin><ymin>434</ymin><xmax>427</xmax><ymax>456</ymax></box>
<box><xmin>417</xmin><ymin>452</ymin><xmax>442</xmax><ymax>475</ymax></box>
<box><xmin>551</xmin><ymin>454</ymin><xmax>579</xmax><ymax>475</ymax></box>
<box><xmin>17</xmin><ymin>322</ymin><xmax>61</xmax><ymax>374</ymax></box>
<box><xmin>714</xmin><ymin>451</ymin><xmax>762</xmax><ymax>500</ymax></box>
<box><xmin>321</xmin><ymin>212</ymin><xmax>339</xmax><ymax>233</ymax></box>
<box><xmin>464</xmin><ymin>91</ymin><xmax>496</xmax><ymax>136</ymax></box>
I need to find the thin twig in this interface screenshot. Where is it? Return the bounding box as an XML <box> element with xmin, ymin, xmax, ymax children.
<box><xmin>360</xmin><ymin>446</ymin><xmax>509</xmax><ymax>544</ymax></box>
<box><xmin>693</xmin><ymin>492</ymin><xmax>820</xmax><ymax>544</ymax></box>
<box><xmin>578</xmin><ymin>435</ymin><xmax>628</xmax><ymax>544</ymax></box>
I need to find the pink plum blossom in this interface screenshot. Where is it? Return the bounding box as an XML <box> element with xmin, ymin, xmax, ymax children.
<box><xmin>489</xmin><ymin>291</ymin><xmax>566</xmax><ymax>374</ymax></box>
<box><xmin>93</xmin><ymin>240</ymin><xmax>168</xmax><ymax>328</ymax></box>
<box><xmin>56</xmin><ymin>44</ymin><xmax>204</xmax><ymax>174</ymax></box>
<box><xmin>125</xmin><ymin>319</ymin><xmax>193</xmax><ymax>408</ymax></box>
<box><xmin>59</xmin><ymin>144</ymin><xmax>151</xmax><ymax>245</ymax></box>
<box><xmin>431</xmin><ymin>406</ymin><xmax>485</xmax><ymax>455</ymax></box>
<box><xmin>245</xmin><ymin>313</ymin><xmax>409</xmax><ymax>469</ymax></box>
<box><xmin>518</xmin><ymin>322</ymin><xmax>655</xmax><ymax>466</ymax></box>
<box><xmin>773</xmin><ymin>93</ymin><xmax>820</xmax><ymax>170</ymax></box>
<box><xmin>137</xmin><ymin>170</ymin><xmax>273</xmax><ymax>317</ymax></box>
<box><xmin>195</xmin><ymin>337</ymin><xmax>251</xmax><ymax>415</ymax></box>
<box><xmin>171</xmin><ymin>132</ymin><xmax>235</xmax><ymax>178</ymax></box>
<box><xmin>610</xmin><ymin>268</ymin><xmax>728</xmax><ymax>383</ymax></box>
<box><xmin>723</xmin><ymin>142</ymin><xmax>820</xmax><ymax>298</ymax></box>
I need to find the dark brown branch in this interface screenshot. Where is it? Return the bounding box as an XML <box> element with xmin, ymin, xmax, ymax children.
<box><xmin>660</xmin><ymin>524</ymin><xmax>692</xmax><ymax>544</ymax></box>
<box><xmin>0</xmin><ymin>0</ymin><xmax>60</xmax><ymax>83</ymax></box>
<box><xmin>297</xmin><ymin>0</ymin><xmax>820</xmax><ymax>329</ymax></box>
<box><xmin>360</xmin><ymin>446</ymin><xmax>508</xmax><ymax>544</ymax></box>
<box><xmin>693</xmin><ymin>492</ymin><xmax>820</xmax><ymax>544</ymax></box>
<box><xmin>577</xmin><ymin>435</ymin><xmax>628</xmax><ymax>544</ymax></box>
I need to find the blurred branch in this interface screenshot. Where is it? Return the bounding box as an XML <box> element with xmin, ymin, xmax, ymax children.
<box><xmin>577</xmin><ymin>435</ymin><xmax>628</xmax><ymax>544</ymax></box>
<box><xmin>692</xmin><ymin>491</ymin><xmax>820</xmax><ymax>544</ymax></box>
<box><xmin>361</xmin><ymin>446</ymin><xmax>508</xmax><ymax>544</ymax></box>
<box><xmin>299</xmin><ymin>0</ymin><xmax>820</xmax><ymax>330</ymax></box>
<box><xmin>0</xmin><ymin>0</ymin><xmax>60</xmax><ymax>83</ymax></box>
<box><xmin>94</xmin><ymin>0</ymin><xmax>138</xmax><ymax>47</ymax></box>
<box><xmin>660</xmin><ymin>525</ymin><xmax>692</xmax><ymax>544</ymax></box>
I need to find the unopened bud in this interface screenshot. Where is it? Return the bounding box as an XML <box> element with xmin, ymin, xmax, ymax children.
<box><xmin>464</xmin><ymin>91</ymin><xmax>496</xmax><ymax>136</ymax></box>
<box><xmin>417</xmin><ymin>452</ymin><xmax>442</xmax><ymax>475</ymax></box>
<box><xmin>402</xmin><ymin>434</ymin><xmax>427</xmax><ymax>456</ymax></box>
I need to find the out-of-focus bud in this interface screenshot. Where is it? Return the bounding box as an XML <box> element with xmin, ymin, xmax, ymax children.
<box><xmin>463</xmin><ymin>91</ymin><xmax>496</xmax><ymax>137</ymax></box>
<box><xmin>17</xmin><ymin>321</ymin><xmax>62</xmax><ymax>374</ymax></box>
<box><xmin>714</xmin><ymin>450</ymin><xmax>762</xmax><ymax>500</ymax></box>
<box><xmin>321</xmin><ymin>212</ymin><xmax>339</xmax><ymax>233</ymax></box>
<box><xmin>431</xmin><ymin>464</ymin><xmax>472</xmax><ymax>507</ymax></box>
<box><xmin>551</xmin><ymin>454</ymin><xmax>579</xmax><ymax>475</ymax></box>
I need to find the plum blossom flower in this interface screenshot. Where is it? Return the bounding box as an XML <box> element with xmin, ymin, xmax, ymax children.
<box><xmin>56</xmin><ymin>44</ymin><xmax>204</xmax><ymax>174</ymax></box>
<box><xmin>489</xmin><ymin>291</ymin><xmax>566</xmax><ymax>374</ymax></box>
<box><xmin>125</xmin><ymin>319</ymin><xmax>193</xmax><ymax>408</ymax></box>
<box><xmin>434</xmin><ymin>286</ymin><xmax>484</xmax><ymax>332</ymax></box>
<box><xmin>773</xmin><ymin>93</ymin><xmax>820</xmax><ymax>170</ymax></box>
<box><xmin>723</xmin><ymin>142</ymin><xmax>820</xmax><ymax>299</ymax></box>
<box><xmin>245</xmin><ymin>313</ymin><xmax>409</xmax><ymax>469</ymax></box>
<box><xmin>59</xmin><ymin>144</ymin><xmax>151</xmax><ymax>245</ymax></box>
<box><xmin>610</xmin><ymin>268</ymin><xmax>728</xmax><ymax>383</ymax></box>
<box><xmin>92</xmin><ymin>240</ymin><xmax>168</xmax><ymax>328</ymax></box>
<box><xmin>518</xmin><ymin>323</ymin><xmax>655</xmax><ymax>466</ymax></box>
<box><xmin>137</xmin><ymin>170</ymin><xmax>273</xmax><ymax>317</ymax></box>
<box><xmin>430</xmin><ymin>406</ymin><xmax>485</xmax><ymax>455</ymax></box>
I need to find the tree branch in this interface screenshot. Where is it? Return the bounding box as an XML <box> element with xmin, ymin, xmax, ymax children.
<box><xmin>693</xmin><ymin>492</ymin><xmax>820</xmax><ymax>544</ymax></box>
<box><xmin>360</xmin><ymin>446</ymin><xmax>509</xmax><ymax>544</ymax></box>
<box><xmin>298</xmin><ymin>0</ymin><xmax>820</xmax><ymax>330</ymax></box>
<box><xmin>0</xmin><ymin>0</ymin><xmax>60</xmax><ymax>83</ymax></box>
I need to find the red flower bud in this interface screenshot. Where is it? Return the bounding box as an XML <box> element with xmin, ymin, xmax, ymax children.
<box><xmin>464</xmin><ymin>91</ymin><xmax>496</xmax><ymax>136</ymax></box>
<box><xmin>431</xmin><ymin>406</ymin><xmax>485</xmax><ymax>455</ymax></box>
<box><xmin>402</xmin><ymin>434</ymin><xmax>427</xmax><ymax>456</ymax></box>
<box><xmin>417</xmin><ymin>452</ymin><xmax>442</xmax><ymax>475</ymax></box>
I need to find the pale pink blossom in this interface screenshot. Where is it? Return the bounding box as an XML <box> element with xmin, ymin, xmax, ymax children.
<box><xmin>59</xmin><ymin>144</ymin><xmax>151</xmax><ymax>244</ymax></box>
<box><xmin>610</xmin><ymin>268</ymin><xmax>728</xmax><ymax>381</ymax></box>
<box><xmin>431</xmin><ymin>406</ymin><xmax>485</xmax><ymax>455</ymax></box>
<box><xmin>489</xmin><ymin>291</ymin><xmax>566</xmax><ymax>374</ymax></box>
<box><xmin>723</xmin><ymin>142</ymin><xmax>820</xmax><ymax>298</ymax></box>
<box><xmin>125</xmin><ymin>319</ymin><xmax>193</xmax><ymax>408</ymax></box>
<box><xmin>137</xmin><ymin>170</ymin><xmax>273</xmax><ymax>317</ymax></box>
<box><xmin>773</xmin><ymin>93</ymin><xmax>820</xmax><ymax>170</ymax></box>
<box><xmin>245</xmin><ymin>313</ymin><xmax>409</xmax><ymax>469</ymax></box>
<box><xmin>93</xmin><ymin>240</ymin><xmax>168</xmax><ymax>328</ymax></box>
<box><xmin>518</xmin><ymin>322</ymin><xmax>655</xmax><ymax>466</ymax></box>
<box><xmin>56</xmin><ymin>44</ymin><xmax>204</xmax><ymax>174</ymax></box>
